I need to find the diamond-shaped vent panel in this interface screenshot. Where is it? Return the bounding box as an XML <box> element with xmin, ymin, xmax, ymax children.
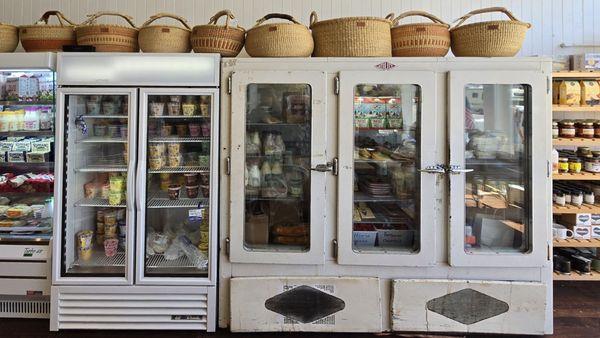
<box><xmin>264</xmin><ymin>285</ymin><xmax>345</xmax><ymax>324</ymax></box>
<box><xmin>426</xmin><ymin>288</ymin><xmax>509</xmax><ymax>325</ymax></box>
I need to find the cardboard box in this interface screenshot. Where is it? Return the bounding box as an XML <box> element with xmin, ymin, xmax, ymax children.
<box><xmin>572</xmin><ymin>53</ymin><xmax>600</xmax><ymax>71</ymax></box>
<box><xmin>572</xmin><ymin>225</ymin><xmax>591</xmax><ymax>239</ymax></box>
<box><xmin>591</xmin><ymin>225</ymin><xmax>600</xmax><ymax>239</ymax></box>
<box><xmin>560</xmin><ymin>213</ymin><xmax>592</xmax><ymax>226</ymax></box>
<box><xmin>591</xmin><ymin>214</ymin><xmax>600</xmax><ymax>225</ymax></box>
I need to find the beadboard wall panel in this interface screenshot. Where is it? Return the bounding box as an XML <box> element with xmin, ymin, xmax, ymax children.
<box><xmin>1</xmin><ymin>0</ymin><xmax>599</xmax><ymax>56</ymax></box>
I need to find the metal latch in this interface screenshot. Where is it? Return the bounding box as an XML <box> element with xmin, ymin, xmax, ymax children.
<box><xmin>418</xmin><ymin>164</ymin><xmax>446</xmax><ymax>174</ymax></box>
<box><xmin>334</xmin><ymin>76</ymin><xmax>340</xmax><ymax>95</ymax></box>
<box><xmin>225</xmin><ymin>237</ymin><xmax>230</xmax><ymax>256</ymax></box>
<box><xmin>332</xmin><ymin>239</ymin><xmax>338</xmax><ymax>258</ymax></box>
<box><xmin>447</xmin><ymin>165</ymin><xmax>474</xmax><ymax>175</ymax></box>
<box><xmin>311</xmin><ymin>158</ymin><xmax>338</xmax><ymax>175</ymax></box>
<box><xmin>225</xmin><ymin>156</ymin><xmax>231</xmax><ymax>175</ymax></box>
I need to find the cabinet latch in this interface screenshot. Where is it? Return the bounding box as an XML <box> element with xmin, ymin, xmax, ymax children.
<box><xmin>334</xmin><ymin>76</ymin><xmax>340</xmax><ymax>95</ymax></box>
<box><xmin>227</xmin><ymin>75</ymin><xmax>232</xmax><ymax>95</ymax></box>
<box><xmin>225</xmin><ymin>156</ymin><xmax>231</xmax><ymax>175</ymax></box>
<box><xmin>332</xmin><ymin>239</ymin><xmax>338</xmax><ymax>258</ymax></box>
<box><xmin>311</xmin><ymin>158</ymin><xmax>338</xmax><ymax>175</ymax></box>
<box><xmin>225</xmin><ymin>237</ymin><xmax>230</xmax><ymax>256</ymax></box>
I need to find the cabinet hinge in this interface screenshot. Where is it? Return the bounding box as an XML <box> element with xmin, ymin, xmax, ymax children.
<box><xmin>334</xmin><ymin>76</ymin><xmax>340</xmax><ymax>95</ymax></box>
<box><xmin>225</xmin><ymin>237</ymin><xmax>230</xmax><ymax>257</ymax></box>
<box><xmin>332</xmin><ymin>239</ymin><xmax>338</xmax><ymax>258</ymax></box>
<box><xmin>225</xmin><ymin>156</ymin><xmax>231</xmax><ymax>175</ymax></box>
<box><xmin>547</xmin><ymin>76</ymin><xmax>550</xmax><ymax>94</ymax></box>
<box><xmin>227</xmin><ymin>75</ymin><xmax>232</xmax><ymax>95</ymax></box>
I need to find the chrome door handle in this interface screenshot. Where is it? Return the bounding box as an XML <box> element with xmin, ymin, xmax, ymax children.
<box><xmin>311</xmin><ymin>158</ymin><xmax>338</xmax><ymax>176</ymax></box>
<box><xmin>448</xmin><ymin>165</ymin><xmax>474</xmax><ymax>175</ymax></box>
<box><xmin>418</xmin><ymin>165</ymin><xmax>446</xmax><ymax>174</ymax></box>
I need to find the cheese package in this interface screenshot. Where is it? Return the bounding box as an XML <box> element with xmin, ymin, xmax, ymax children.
<box><xmin>7</xmin><ymin>151</ymin><xmax>25</xmax><ymax>162</ymax></box>
<box><xmin>26</xmin><ymin>151</ymin><xmax>49</xmax><ymax>163</ymax></box>
<box><xmin>0</xmin><ymin>151</ymin><xmax>6</xmax><ymax>162</ymax></box>
<box><xmin>559</xmin><ymin>81</ymin><xmax>581</xmax><ymax>106</ymax></box>
<box><xmin>580</xmin><ymin>80</ymin><xmax>600</xmax><ymax>106</ymax></box>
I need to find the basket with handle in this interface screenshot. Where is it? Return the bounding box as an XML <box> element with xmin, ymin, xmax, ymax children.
<box><xmin>0</xmin><ymin>23</ymin><xmax>18</xmax><ymax>52</ymax></box>
<box><xmin>310</xmin><ymin>11</ymin><xmax>393</xmax><ymax>57</ymax></box>
<box><xmin>139</xmin><ymin>13</ymin><xmax>191</xmax><ymax>53</ymax></box>
<box><xmin>450</xmin><ymin>7</ymin><xmax>531</xmax><ymax>57</ymax></box>
<box><xmin>75</xmin><ymin>11</ymin><xmax>139</xmax><ymax>52</ymax></box>
<box><xmin>19</xmin><ymin>11</ymin><xmax>77</xmax><ymax>52</ymax></box>
<box><xmin>191</xmin><ymin>10</ymin><xmax>245</xmax><ymax>57</ymax></box>
<box><xmin>245</xmin><ymin>13</ymin><xmax>313</xmax><ymax>57</ymax></box>
<box><xmin>391</xmin><ymin>11</ymin><xmax>450</xmax><ymax>57</ymax></box>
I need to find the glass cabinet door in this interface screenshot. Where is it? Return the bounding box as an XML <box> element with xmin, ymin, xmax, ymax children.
<box><xmin>229</xmin><ymin>71</ymin><xmax>327</xmax><ymax>264</ymax></box>
<box><xmin>55</xmin><ymin>88</ymin><xmax>136</xmax><ymax>284</ymax></box>
<box><xmin>337</xmin><ymin>71</ymin><xmax>437</xmax><ymax>266</ymax></box>
<box><xmin>136</xmin><ymin>88</ymin><xmax>218</xmax><ymax>285</ymax></box>
<box><xmin>448</xmin><ymin>70</ymin><xmax>549</xmax><ymax>267</ymax></box>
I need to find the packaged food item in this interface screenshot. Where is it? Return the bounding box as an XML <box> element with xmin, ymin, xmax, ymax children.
<box><xmin>104</xmin><ymin>238</ymin><xmax>119</xmax><ymax>257</ymax></box>
<box><xmin>109</xmin><ymin>175</ymin><xmax>125</xmax><ymax>193</ymax></box>
<box><xmin>150</xmin><ymin>102</ymin><xmax>165</xmax><ymax>116</ymax></box>
<box><xmin>188</xmin><ymin>123</ymin><xmax>201</xmax><ymax>137</ymax></box>
<box><xmin>559</xmin><ymin>120</ymin><xmax>576</xmax><ymax>138</ymax></box>
<box><xmin>148</xmin><ymin>143</ymin><xmax>165</xmax><ymax>158</ymax></box>
<box><xmin>182</xmin><ymin>103</ymin><xmax>196</xmax><ymax>116</ymax></box>
<box><xmin>186</xmin><ymin>185</ymin><xmax>199</xmax><ymax>198</ymax></box>
<box><xmin>168</xmin><ymin>155</ymin><xmax>182</xmax><ymax>167</ymax></box>
<box><xmin>115</xmin><ymin>208</ymin><xmax>126</xmax><ymax>221</ymax></box>
<box><xmin>100</xmin><ymin>183</ymin><xmax>110</xmax><ymax>199</ymax></box>
<box><xmin>198</xmin><ymin>155</ymin><xmax>210</xmax><ymax>167</ymax></box>
<box><xmin>93</xmin><ymin>124</ymin><xmax>107</xmax><ymax>137</ymax></box>
<box><xmin>184</xmin><ymin>173</ymin><xmax>198</xmax><ymax>185</ymax></box>
<box><xmin>200</xmin><ymin>185</ymin><xmax>210</xmax><ymax>198</ymax></box>
<box><xmin>552</xmin><ymin>81</ymin><xmax>561</xmax><ymax>104</ymax></box>
<box><xmin>108</xmin><ymin>191</ymin><xmax>122</xmax><ymax>206</ymax></box>
<box><xmin>199</xmin><ymin>173</ymin><xmax>209</xmax><ymax>185</ymax></box>
<box><xmin>8</xmin><ymin>151</ymin><xmax>25</xmax><ymax>162</ymax></box>
<box><xmin>104</xmin><ymin>211</ymin><xmax>117</xmax><ymax>227</ymax></box>
<box><xmin>167</xmin><ymin>102</ymin><xmax>181</xmax><ymax>116</ymax></box>
<box><xmin>148</xmin><ymin>157</ymin><xmax>163</xmax><ymax>170</ymax></box>
<box><xmin>6</xmin><ymin>205</ymin><xmax>32</xmax><ymax>218</ymax></box>
<box><xmin>580</xmin><ymin>80</ymin><xmax>600</xmax><ymax>106</ymax></box>
<box><xmin>87</xmin><ymin>101</ymin><xmax>101</xmax><ymax>115</ymax></box>
<box><xmin>160</xmin><ymin>124</ymin><xmax>173</xmax><ymax>136</ymax></box>
<box><xmin>84</xmin><ymin>182</ymin><xmax>98</xmax><ymax>199</ymax></box>
<box><xmin>168</xmin><ymin>184</ymin><xmax>181</xmax><ymax>200</ymax></box>
<box><xmin>77</xmin><ymin>230</ymin><xmax>94</xmax><ymax>261</ymax></box>
<box><xmin>26</xmin><ymin>151</ymin><xmax>49</xmax><ymax>163</ymax></box>
<box><xmin>559</xmin><ymin>81</ymin><xmax>581</xmax><ymax>106</ymax></box>
<box><xmin>167</xmin><ymin>143</ymin><xmax>181</xmax><ymax>157</ymax></box>
<box><xmin>199</xmin><ymin>103</ymin><xmax>209</xmax><ymax>116</ymax></box>
<box><xmin>175</xmin><ymin>124</ymin><xmax>187</xmax><ymax>137</ymax></box>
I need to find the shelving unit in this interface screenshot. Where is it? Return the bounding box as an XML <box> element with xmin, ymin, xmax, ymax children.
<box><xmin>552</xmin><ymin>71</ymin><xmax>600</xmax><ymax>281</ymax></box>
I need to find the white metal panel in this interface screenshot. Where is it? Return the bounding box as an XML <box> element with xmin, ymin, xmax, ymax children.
<box><xmin>0</xmin><ymin>52</ymin><xmax>55</xmax><ymax>70</ymax></box>
<box><xmin>448</xmin><ymin>70</ymin><xmax>550</xmax><ymax>267</ymax></box>
<box><xmin>228</xmin><ymin>70</ymin><xmax>328</xmax><ymax>265</ymax></box>
<box><xmin>391</xmin><ymin>279</ymin><xmax>546</xmax><ymax>335</ymax></box>
<box><xmin>0</xmin><ymin>279</ymin><xmax>50</xmax><ymax>296</ymax></box>
<box><xmin>0</xmin><ymin>244</ymin><xmax>49</xmax><ymax>260</ymax></box>
<box><xmin>337</xmin><ymin>70</ymin><xmax>438</xmax><ymax>267</ymax></box>
<box><xmin>53</xmin><ymin>87</ymin><xmax>137</xmax><ymax>285</ymax></box>
<box><xmin>136</xmin><ymin>87</ymin><xmax>219</xmax><ymax>286</ymax></box>
<box><xmin>230</xmin><ymin>276</ymin><xmax>381</xmax><ymax>332</ymax></box>
<box><xmin>57</xmin><ymin>53</ymin><xmax>220</xmax><ymax>87</ymax></box>
<box><xmin>0</xmin><ymin>262</ymin><xmax>48</xmax><ymax>277</ymax></box>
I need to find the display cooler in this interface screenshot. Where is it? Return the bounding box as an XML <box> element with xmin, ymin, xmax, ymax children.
<box><xmin>51</xmin><ymin>53</ymin><xmax>219</xmax><ymax>331</ymax></box>
<box><xmin>219</xmin><ymin>58</ymin><xmax>552</xmax><ymax>334</ymax></box>
<box><xmin>0</xmin><ymin>53</ymin><xmax>56</xmax><ymax>319</ymax></box>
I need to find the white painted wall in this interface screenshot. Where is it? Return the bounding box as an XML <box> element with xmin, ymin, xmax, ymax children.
<box><xmin>0</xmin><ymin>0</ymin><xmax>598</xmax><ymax>56</ymax></box>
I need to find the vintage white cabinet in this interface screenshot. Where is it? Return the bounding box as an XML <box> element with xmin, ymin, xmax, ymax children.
<box><xmin>219</xmin><ymin>57</ymin><xmax>552</xmax><ymax>335</ymax></box>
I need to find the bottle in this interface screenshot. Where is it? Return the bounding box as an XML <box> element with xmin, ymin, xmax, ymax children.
<box><xmin>39</xmin><ymin>109</ymin><xmax>50</xmax><ymax>130</ymax></box>
<box><xmin>552</xmin><ymin>148</ymin><xmax>559</xmax><ymax>174</ymax></box>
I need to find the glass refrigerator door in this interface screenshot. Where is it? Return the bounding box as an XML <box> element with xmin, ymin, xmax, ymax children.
<box><xmin>229</xmin><ymin>71</ymin><xmax>327</xmax><ymax>264</ymax></box>
<box><xmin>55</xmin><ymin>88</ymin><xmax>136</xmax><ymax>283</ymax></box>
<box><xmin>448</xmin><ymin>70</ymin><xmax>549</xmax><ymax>267</ymax></box>
<box><xmin>137</xmin><ymin>89</ymin><xmax>218</xmax><ymax>285</ymax></box>
<box><xmin>337</xmin><ymin>71</ymin><xmax>437</xmax><ymax>266</ymax></box>
<box><xmin>0</xmin><ymin>69</ymin><xmax>55</xmax><ymax>243</ymax></box>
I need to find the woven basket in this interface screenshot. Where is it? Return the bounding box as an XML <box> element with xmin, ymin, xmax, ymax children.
<box><xmin>310</xmin><ymin>11</ymin><xmax>393</xmax><ymax>57</ymax></box>
<box><xmin>0</xmin><ymin>23</ymin><xmax>18</xmax><ymax>52</ymax></box>
<box><xmin>450</xmin><ymin>7</ymin><xmax>531</xmax><ymax>57</ymax></box>
<box><xmin>391</xmin><ymin>11</ymin><xmax>450</xmax><ymax>57</ymax></box>
<box><xmin>191</xmin><ymin>10</ymin><xmax>245</xmax><ymax>57</ymax></box>
<box><xmin>19</xmin><ymin>11</ymin><xmax>76</xmax><ymax>52</ymax></box>
<box><xmin>139</xmin><ymin>13</ymin><xmax>191</xmax><ymax>53</ymax></box>
<box><xmin>76</xmin><ymin>11</ymin><xmax>139</xmax><ymax>52</ymax></box>
<box><xmin>245</xmin><ymin>13</ymin><xmax>313</xmax><ymax>57</ymax></box>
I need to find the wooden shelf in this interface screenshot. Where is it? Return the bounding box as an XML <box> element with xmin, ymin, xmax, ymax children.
<box><xmin>554</xmin><ymin>270</ymin><xmax>600</xmax><ymax>281</ymax></box>
<box><xmin>553</xmin><ymin>204</ymin><xmax>600</xmax><ymax>214</ymax></box>
<box><xmin>553</xmin><ymin>172</ymin><xmax>600</xmax><ymax>180</ymax></box>
<box><xmin>553</xmin><ymin>238</ymin><xmax>600</xmax><ymax>247</ymax></box>
<box><xmin>553</xmin><ymin>71</ymin><xmax>600</xmax><ymax>79</ymax></box>
<box><xmin>553</xmin><ymin>105</ymin><xmax>600</xmax><ymax>112</ymax></box>
<box><xmin>553</xmin><ymin>138</ymin><xmax>600</xmax><ymax>146</ymax></box>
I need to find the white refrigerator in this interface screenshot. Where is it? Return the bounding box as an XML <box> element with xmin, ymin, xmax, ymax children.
<box><xmin>51</xmin><ymin>53</ymin><xmax>219</xmax><ymax>331</ymax></box>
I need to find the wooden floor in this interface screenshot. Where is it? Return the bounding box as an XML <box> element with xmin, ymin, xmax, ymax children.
<box><xmin>0</xmin><ymin>282</ymin><xmax>598</xmax><ymax>337</ymax></box>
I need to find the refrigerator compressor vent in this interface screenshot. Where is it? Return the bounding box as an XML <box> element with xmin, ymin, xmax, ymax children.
<box><xmin>0</xmin><ymin>296</ymin><xmax>50</xmax><ymax>318</ymax></box>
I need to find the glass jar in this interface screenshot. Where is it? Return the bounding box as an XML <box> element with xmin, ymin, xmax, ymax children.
<box><xmin>555</xmin><ymin>192</ymin><xmax>566</xmax><ymax>206</ymax></box>
<box><xmin>585</xmin><ymin>190</ymin><xmax>595</xmax><ymax>204</ymax></box>
<box><xmin>558</xmin><ymin>157</ymin><xmax>569</xmax><ymax>173</ymax></box>
<box><xmin>585</xmin><ymin>157</ymin><xmax>600</xmax><ymax>173</ymax></box>
<box><xmin>594</xmin><ymin>121</ymin><xmax>600</xmax><ymax>138</ymax></box>
<box><xmin>569</xmin><ymin>158</ymin><xmax>582</xmax><ymax>173</ymax></box>
<box><xmin>578</xmin><ymin>121</ymin><xmax>595</xmax><ymax>138</ymax></box>
<box><xmin>577</xmin><ymin>146</ymin><xmax>592</xmax><ymax>157</ymax></box>
<box><xmin>559</xmin><ymin>120</ymin><xmax>576</xmax><ymax>138</ymax></box>
<box><xmin>564</xmin><ymin>190</ymin><xmax>572</xmax><ymax>204</ymax></box>
<box><xmin>572</xmin><ymin>190</ymin><xmax>583</xmax><ymax>206</ymax></box>
<box><xmin>552</xmin><ymin>121</ymin><xmax>559</xmax><ymax>139</ymax></box>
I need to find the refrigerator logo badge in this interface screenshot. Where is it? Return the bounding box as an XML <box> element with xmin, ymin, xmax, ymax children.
<box><xmin>375</xmin><ymin>61</ymin><xmax>396</xmax><ymax>71</ymax></box>
<box><xmin>23</xmin><ymin>248</ymin><xmax>43</xmax><ymax>257</ymax></box>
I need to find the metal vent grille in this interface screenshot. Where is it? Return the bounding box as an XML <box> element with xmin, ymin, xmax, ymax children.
<box><xmin>0</xmin><ymin>297</ymin><xmax>50</xmax><ymax>318</ymax></box>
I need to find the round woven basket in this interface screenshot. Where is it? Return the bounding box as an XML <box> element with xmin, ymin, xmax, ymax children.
<box><xmin>0</xmin><ymin>23</ymin><xmax>18</xmax><ymax>53</ymax></box>
<box><xmin>310</xmin><ymin>11</ymin><xmax>393</xmax><ymax>57</ymax></box>
<box><xmin>139</xmin><ymin>13</ymin><xmax>191</xmax><ymax>53</ymax></box>
<box><xmin>245</xmin><ymin>13</ymin><xmax>313</xmax><ymax>57</ymax></box>
<box><xmin>391</xmin><ymin>11</ymin><xmax>450</xmax><ymax>57</ymax></box>
<box><xmin>19</xmin><ymin>11</ymin><xmax>76</xmax><ymax>52</ymax></box>
<box><xmin>450</xmin><ymin>7</ymin><xmax>531</xmax><ymax>57</ymax></box>
<box><xmin>191</xmin><ymin>10</ymin><xmax>245</xmax><ymax>57</ymax></box>
<box><xmin>76</xmin><ymin>11</ymin><xmax>139</xmax><ymax>52</ymax></box>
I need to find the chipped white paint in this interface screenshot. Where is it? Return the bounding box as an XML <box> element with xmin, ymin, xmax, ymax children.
<box><xmin>230</xmin><ymin>276</ymin><xmax>381</xmax><ymax>332</ymax></box>
<box><xmin>391</xmin><ymin>279</ymin><xmax>546</xmax><ymax>335</ymax></box>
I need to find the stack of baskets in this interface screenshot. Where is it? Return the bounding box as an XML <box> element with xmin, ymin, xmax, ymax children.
<box><xmin>19</xmin><ymin>11</ymin><xmax>76</xmax><ymax>52</ymax></box>
<box><xmin>75</xmin><ymin>11</ymin><xmax>139</xmax><ymax>52</ymax></box>
<box><xmin>0</xmin><ymin>23</ymin><xmax>18</xmax><ymax>52</ymax></box>
<box><xmin>138</xmin><ymin>13</ymin><xmax>191</xmax><ymax>53</ymax></box>
<box><xmin>191</xmin><ymin>10</ymin><xmax>245</xmax><ymax>57</ymax></box>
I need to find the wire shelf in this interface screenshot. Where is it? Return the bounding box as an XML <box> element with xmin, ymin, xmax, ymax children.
<box><xmin>147</xmin><ymin>191</ymin><xmax>208</xmax><ymax>209</ymax></box>
<box><xmin>77</xmin><ymin>136</ymin><xmax>127</xmax><ymax>143</ymax></box>
<box><xmin>148</xmin><ymin>166</ymin><xmax>209</xmax><ymax>174</ymax></box>
<box><xmin>149</xmin><ymin>115</ymin><xmax>210</xmax><ymax>119</ymax></box>
<box><xmin>76</xmin><ymin>164</ymin><xmax>127</xmax><ymax>173</ymax></box>
<box><xmin>75</xmin><ymin>197</ymin><xmax>126</xmax><ymax>208</ymax></box>
<box><xmin>146</xmin><ymin>254</ymin><xmax>204</xmax><ymax>269</ymax></box>
<box><xmin>79</xmin><ymin>115</ymin><xmax>128</xmax><ymax>119</ymax></box>
<box><xmin>148</xmin><ymin>137</ymin><xmax>210</xmax><ymax>143</ymax></box>
<box><xmin>72</xmin><ymin>250</ymin><xmax>126</xmax><ymax>267</ymax></box>
<box><xmin>83</xmin><ymin>153</ymin><xmax>126</xmax><ymax>167</ymax></box>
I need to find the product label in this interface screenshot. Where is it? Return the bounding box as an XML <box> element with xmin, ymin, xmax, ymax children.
<box><xmin>188</xmin><ymin>209</ymin><xmax>204</xmax><ymax>222</ymax></box>
<box><xmin>7</xmin><ymin>151</ymin><xmax>25</xmax><ymax>162</ymax></box>
<box><xmin>0</xmin><ymin>141</ymin><xmax>13</xmax><ymax>152</ymax></box>
<box><xmin>31</xmin><ymin>141</ymin><xmax>51</xmax><ymax>153</ymax></box>
<box><xmin>13</xmin><ymin>141</ymin><xmax>31</xmax><ymax>152</ymax></box>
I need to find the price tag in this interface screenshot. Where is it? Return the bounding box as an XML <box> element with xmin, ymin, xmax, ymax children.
<box><xmin>188</xmin><ymin>209</ymin><xmax>204</xmax><ymax>222</ymax></box>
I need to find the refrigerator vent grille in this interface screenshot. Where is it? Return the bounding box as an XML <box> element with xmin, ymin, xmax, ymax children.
<box><xmin>0</xmin><ymin>297</ymin><xmax>50</xmax><ymax>318</ymax></box>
